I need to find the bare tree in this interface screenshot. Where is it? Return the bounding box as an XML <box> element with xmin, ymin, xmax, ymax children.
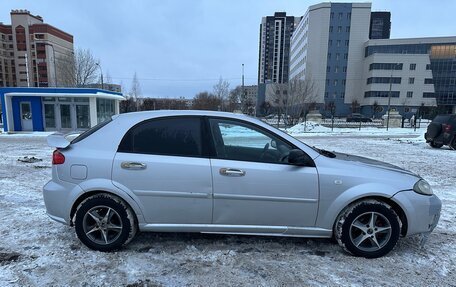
<box><xmin>213</xmin><ymin>77</ymin><xmax>230</xmax><ymax>111</ymax></box>
<box><xmin>268</xmin><ymin>83</ymin><xmax>288</xmax><ymax>127</ymax></box>
<box><xmin>130</xmin><ymin>72</ymin><xmax>141</xmax><ymax>100</ymax></box>
<box><xmin>192</xmin><ymin>92</ymin><xmax>221</xmax><ymax>110</ymax></box>
<box><xmin>286</xmin><ymin>77</ymin><xmax>317</xmax><ymax>125</ymax></box>
<box><xmin>351</xmin><ymin>100</ymin><xmax>360</xmax><ymax>114</ymax></box>
<box><xmin>227</xmin><ymin>86</ymin><xmax>241</xmax><ymax>112</ymax></box>
<box><xmin>56</xmin><ymin>48</ymin><xmax>99</xmax><ymax>87</ymax></box>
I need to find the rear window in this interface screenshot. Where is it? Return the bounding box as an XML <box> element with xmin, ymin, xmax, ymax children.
<box><xmin>71</xmin><ymin>119</ymin><xmax>112</xmax><ymax>144</ymax></box>
<box><xmin>118</xmin><ymin>117</ymin><xmax>203</xmax><ymax>157</ymax></box>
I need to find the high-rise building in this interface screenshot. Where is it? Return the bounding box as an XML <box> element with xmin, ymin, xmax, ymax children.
<box><xmin>289</xmin><ymin>2</ymin><xmax>456</xmax><ymax>116</ymax></box>
<box><xmin>258</xmin><ymin>12</ymin><xmax>300</xmax><ymax>84</ymax></box>
<box><xmin>0</xmin><ymin>10</ymin><xmax>74</xmax><ymax>88</ymax></box>
<box><xmin>369</xmin><ymin>12</ymin><xmax>391</xmax><ymax>39</ymax></box>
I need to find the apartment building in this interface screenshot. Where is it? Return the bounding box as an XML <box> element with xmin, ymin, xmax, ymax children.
<box><xmin>0</xmin><ymin>10</ymin><xmax>74</xmax><ymax>88</ymax></box>
<box><xmin>258</xmin><ymin>12</ymin><xmax>300</xmax><ymax>85</ymax></box>
<box><xmin>288</xmin><ymin>2</ymin><xmax>456</xmax><ymax>116</ymax></box>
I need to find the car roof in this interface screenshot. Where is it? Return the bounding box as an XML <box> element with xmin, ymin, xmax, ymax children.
<box><xmin>114</xmin><ymin>110</ymin><xmax>256</xmax><ymax>122</ymax></box>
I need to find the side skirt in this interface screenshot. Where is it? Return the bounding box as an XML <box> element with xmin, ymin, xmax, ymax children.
<box><xmin>138</xmin><ymin>224</ymin><xmax>332</xmax><ymax>238</ymax></box>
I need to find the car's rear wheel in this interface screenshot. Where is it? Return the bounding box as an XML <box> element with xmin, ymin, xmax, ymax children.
<box><xmin>335</xmin><ymin>200</ymin><xmax>401</xmax><ymax>258</ymax></box>
<box><xmin>74</xmin><ymin>194</ymin><xmax>137</xmax><ymax>251</ymax></box>
<box><xmin>429</xmin><ymin>141</ymin><xmax>443</xmax><ymax>148</ymax></box>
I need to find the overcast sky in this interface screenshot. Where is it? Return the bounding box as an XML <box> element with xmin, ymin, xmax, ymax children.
<box><xmin>2</xmin><ymin>0</ymin><xmax>455</xmax><ymax>98</ymax></box>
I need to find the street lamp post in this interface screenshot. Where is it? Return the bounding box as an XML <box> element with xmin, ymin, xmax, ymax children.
<box><xmin>96</xmin><ymin>62</ymin><xmax>104</xmax><ymax>89</ymax></box>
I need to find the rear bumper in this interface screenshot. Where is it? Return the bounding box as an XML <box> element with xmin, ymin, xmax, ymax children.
<box><xmin>43</xmin><ymin>179</ymin><xmax>83</xmax><ymax>225</ymax></box>
<box><xmin>392</xmin><ymin>190</ymin><xmax>441</xmax><ymax>236</ymax></box>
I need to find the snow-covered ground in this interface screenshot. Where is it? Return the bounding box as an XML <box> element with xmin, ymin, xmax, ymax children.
<box><xmin>0</xmin><ymin>132</ymin><xmax>455</xmax><ymax>286</ymax></box>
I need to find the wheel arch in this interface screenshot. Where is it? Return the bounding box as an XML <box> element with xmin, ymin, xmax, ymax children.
<box><xmin>69</xmin><ymin>189</ymin><xmax>143</xmax><ymax>227</ymax></box>
<box><xmin>333</xmin><ymin>196</ymin><xmax>408</xmax><ymax>237</ymax></box>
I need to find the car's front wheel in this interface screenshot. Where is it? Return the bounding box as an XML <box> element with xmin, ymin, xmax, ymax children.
<box><xmin>335</xmin><ymin>200</ymin><xmax>401</xmax><ymax>258</ymax></box>
<box><xmin>74</xmin><ymin>193</ymin><xmax>137</xmax><ymax>251</ymax></box>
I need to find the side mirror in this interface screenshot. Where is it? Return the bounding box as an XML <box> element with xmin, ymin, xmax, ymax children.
<box><xmin>288</xmin><ymin>149</ymin><xmax>314</xmax><ymax>166</ymax></box>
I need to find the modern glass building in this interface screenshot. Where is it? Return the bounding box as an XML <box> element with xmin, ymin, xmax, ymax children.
<box><xmin>0</xmin><ymin>87</ymin><xmax>124</xmax><ymax>132</ymax></box>
<box><xmin>365</xmin><ymin>40</ymin><xmax>456</xmax><ymax>114</ymax></box>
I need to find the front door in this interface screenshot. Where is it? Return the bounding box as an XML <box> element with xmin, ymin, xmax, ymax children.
<box><xmin>111</xmin><ymin>116</ymin><xmax>213</xmax><ymax>224</ymax></box>
<box><xmin>208</xmin><ymin>118</ymin><xmax>319</xmax><ymax>229</ymax></box>
<box><xmin>20</xmin><ymin>102</ymin><xmax>33</xmax><ymax>131</ymax></box>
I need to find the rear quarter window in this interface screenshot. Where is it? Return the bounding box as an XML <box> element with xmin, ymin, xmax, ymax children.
<box><xmin>71</xmin><ymin>118</ymin><xmax>112</xmax><ymax>144</ymax></box>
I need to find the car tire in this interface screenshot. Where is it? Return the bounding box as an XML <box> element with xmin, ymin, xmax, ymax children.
<box><xmin>335</xmin><ymin>200</ymin><xmax>401</xmax><ymax>258</ymax></box>
<box><xmin>74</xmin><ymin>193</ymin><xmax>137</xmax><ymax>252</ymax></box>
<box><xmin>429</xmin><ymin>141</ymin><xmax>443</xmax><ymax>148</ymax></box>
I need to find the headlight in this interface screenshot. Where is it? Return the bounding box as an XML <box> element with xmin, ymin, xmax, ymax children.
<box><xmin>413</xmin><ymin>179</ymin><xmax>433</xmax><ymax>196</ymax></box>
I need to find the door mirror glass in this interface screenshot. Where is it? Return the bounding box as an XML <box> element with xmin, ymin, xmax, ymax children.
<box><xmin>288</xmin><ymin>149</ymin><xmax>314</xmax><ymax>166</ymax></box>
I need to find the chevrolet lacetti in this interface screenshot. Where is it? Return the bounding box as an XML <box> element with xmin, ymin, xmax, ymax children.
<box><xmin>43</xmin><ymin>111</ymin><xmax>441</xmax><ymax>258</ymax></box>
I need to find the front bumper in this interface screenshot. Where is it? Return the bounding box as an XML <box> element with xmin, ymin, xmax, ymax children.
<box><xmin>392</xmin><ymin>190</ymin><xmax>441</xmax><ymax>236</ymax></box>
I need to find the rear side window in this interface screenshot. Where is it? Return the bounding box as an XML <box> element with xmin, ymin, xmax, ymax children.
<box><xmin>118</xmin><ymin>117</ymin><xmax>203</xmax><ymax>157</ymax></box>
<box><xmin>71</xmin><ymin>118</ymin><xmax>112</xmax><ymax>144</ymax></box>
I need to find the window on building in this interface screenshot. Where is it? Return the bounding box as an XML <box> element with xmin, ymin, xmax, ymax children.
<box><xmin>326</xmin><ymin>79</ymin><xmax>330</xmax><ymax>86</ymax></box>
<box><xmin>327</xmin><ymin>53</ymin><xmax>331</xmax><ymax>59</ymax></box>
<box><xmin>329</xmin><ymin>39</ymin><xmax>332</xmax><ymax>46</ymax></box>
<box><xmin>345</xmin><ymin>40</ymin><xmax>349</xmax><ymax>46</ymax></box>
<box><xmin>330</xmin><ymin>12</ymin><xmax>334</xmax><ymax>19</ymax></box>
<box><xmin>409</xmin><ymin>77</ymin><xmax>415</xmax><ymax>84</ymax></box>
<box><xmin>369</xmin><ymin>63</ymin><xmax>403</xmax><ymax>70</ymax></box>
<box><xmin>346</xmin><ymin>26</ymin><xmax>350</xmax><ymax>33</ymax></box>
<box><xmin>364</xmin><ymin>91</ymin><xmax>400</xmax><ymax>98</ymax></box>
<box><xmin>334</xmin><ymin>80</ymin><xmax>338</xmax><ymax>86</ymax></box>
<box><xmin>343</xmin><ymin>66</ymin><xmax>347</xmax><ymax>72</ymax></box>
<box><xmin>329</xmin><ymin>26</ymin><xmax>333</xmax><ymax>33</ymax></box>
<box><xmin>342</xmin><ymin>79</ymin><xmax>346</xmax><ymax>86</ymax></box>
<box><xmin>407</xmin><ymin>91</ymin><xmax>413</xmax><ymax>98</ymax></box>
<box><xmin>424</xmin><ymin>78</ymin><xmax>433</xmax><ymax>84</ymax></box>
<box><xmin>96</xmin><ymin>98</ymin><xmax>115</xmax><ymax>123</ymax></box>
<box><xmin>426</xmin><ymin>64</ymin><xmax>431</xmax><ymax>70</ymax></box>
<box><xmin>336</xmin><ymin>53</ymin><xmax>340</xmax><ymax>60</ymax></box>
<box><xmin>409</xmin><ymin>63</ymin><xmax>416</xmax><ymax>70</ymax></box>
<box><xmin>327</xmin><ymin>66</ymin><xmax>331</xmax><ymax>72</ymax></box>
<box><xmin>347</xmin><ymin>13</ymin><xmax>351</xmax><ymax>20</ymax></box>
<box><xmin>338</xmin><ymin>26</ymin><xmax>342</xmax><ymax>33</ymax></box>
<box><xmin>423</xmin><ymin>92</ymin><xmax>435</xmax><ymax>98</ymax></box>
<box><xmin>339</xmin><ymin>12</ymin><xmax>343</xmax><ymax>19</ymax></box>
<box><xmin>337</xmin><ymin>40</ymin><xmax>341</xmax><ymax>47</ymax></box>
<box><xmin>325</xmin><ymin>92</ymin><xmax>329</xmax><ymax>98</ymax></box>
<box><xmin>335</xmin><ymin>66</ymin><xmax>339</xmax><ymax>73</ymax></box>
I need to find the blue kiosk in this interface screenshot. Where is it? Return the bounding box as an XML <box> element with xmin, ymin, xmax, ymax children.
<box><xmin>0</xmin><ymin>87</ymin><xmax>124</xmax><ymax>132</ymax></box>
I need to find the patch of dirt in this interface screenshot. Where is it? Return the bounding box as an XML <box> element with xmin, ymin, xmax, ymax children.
<box><xmin>0</xmin><ymin>251</ymin><xmax>21</xmax><ymax>265</ymax></box>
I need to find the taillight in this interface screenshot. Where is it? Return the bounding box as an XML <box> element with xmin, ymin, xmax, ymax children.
<box><xmin>52</xmin><ymin>149</ymin><xmax>65</xmax><ymax>165</ymax></box>
<box><xmin>443</xmin><ymin>124</ymin><xmax>452</xmax><ymax>133</ymax></box>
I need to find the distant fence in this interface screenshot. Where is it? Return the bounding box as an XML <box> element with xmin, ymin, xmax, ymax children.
<box><xmin>320</xmin><ymin>119</ymin><xmax>383</xmax><ymax>128</ymax></box>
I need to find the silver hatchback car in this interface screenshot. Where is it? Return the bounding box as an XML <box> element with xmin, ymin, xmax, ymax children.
<box><xmin>43</xmin><ymin>111</ymin><xmax>441</xmax><ymax>258</ymax></box>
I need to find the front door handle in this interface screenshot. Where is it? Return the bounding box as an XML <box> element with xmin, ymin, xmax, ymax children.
<box><xmin>121</xmin><ymin>161</ymin><xmax>147</xmax><ymax>170</ymax></box>
<box><xmin>219</xmin><ymin>168</ymin><xmax>246</xmax><ymax>177</ymax></box>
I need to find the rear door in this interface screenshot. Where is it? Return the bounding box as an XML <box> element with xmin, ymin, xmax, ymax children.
<box><xmin>112</xmin><ymin>116</ymin><xmax>213</xmax><ymax>224</ymax></box>
<box><xmin>208</xmin><ymin>118</ymin><xmax>319</xmax><ymax>229</ymax></box>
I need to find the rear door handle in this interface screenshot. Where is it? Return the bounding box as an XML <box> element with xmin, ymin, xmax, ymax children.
<box><xmin>219</xmin><ymin>168</ymin><xmax>246</xmax><ymax>177</ymax></box>
<box><xmin>121</xmin><ymin>161</ymin><xmax>147</xmax><ymax>170</ymax></box>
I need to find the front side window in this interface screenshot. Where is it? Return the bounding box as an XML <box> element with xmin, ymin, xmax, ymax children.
<box><xmin>209</xmin><ymin>119</ymin><xmax>294</xmax><ymax>164</ymax></box>
<box><xmin>119</xmin><ymin>117</ymin><xmax>202</xmax><ymax>157</ymax></box>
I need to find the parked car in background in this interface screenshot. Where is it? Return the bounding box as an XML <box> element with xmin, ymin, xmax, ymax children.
<box><xmin>425</xmin><ymin>114</ymin><xmax>456</xmax><ymax>149</ymax></box>
<box><xmin>346</xmin><ymin>113</ymin><xmax>372</xmax><ymax>122</ymax></box>
<box><xmin>43</xmin><ymin>111</ymin><xmax>441</xmax><ymax>258</ymax></box>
